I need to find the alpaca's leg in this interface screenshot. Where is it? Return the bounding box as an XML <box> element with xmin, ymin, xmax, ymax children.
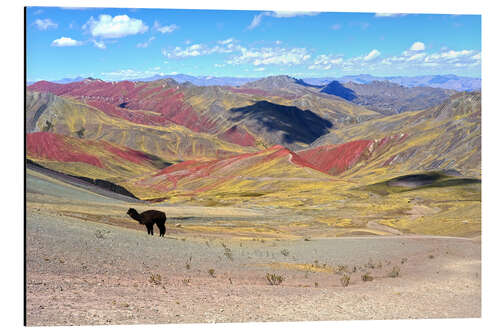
<box><xmin>158</xmin><ymin>223</ymin><xmax>165</xmax><ymax>237</ymax></box>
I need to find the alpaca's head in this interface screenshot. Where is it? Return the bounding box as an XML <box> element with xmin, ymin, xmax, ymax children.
<box><xmin>127</xmin><ymin>208</ymin><xmax>138</xmax><ymax>217</ymax></box>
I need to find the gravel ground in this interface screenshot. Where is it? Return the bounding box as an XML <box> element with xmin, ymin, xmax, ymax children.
<box><xmin>26</xmin><ymin>208</ymin><xmax>481</xmax><ymax>326</ymax></box>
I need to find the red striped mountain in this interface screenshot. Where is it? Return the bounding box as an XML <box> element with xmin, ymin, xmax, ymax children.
<box><xmin>27</xmin><ymin>77</ymin><xmax>380</xmax><ymax>150</ymax></box>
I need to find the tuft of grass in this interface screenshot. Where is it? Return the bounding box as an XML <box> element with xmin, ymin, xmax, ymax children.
<box><xmin>388</xmin><ymin>266</ymin><xmax>401</xmax><ymax>278</ymax></box>
<box><xmin>281</xmin><ymin>249</ymin><xmax>290</xmax><ymax>257</ymax></box>
<box><xmin>401</xmin><ymin>257</ymin><xmax>408</xmax><ymax>264</ymax></box>
<box><xmin>223</xmin><ymin>247</ymin><xmax>233</xmax><ymax>261</ymax></box>
<box><xmin>182</xmin><ymin>278</ymin><xmax>191</xmax><ymax>286</ymax></box>
<box><xmin>95</xmin><ymin>230</ymin><xmax>110</xmax><ymax>239</ymax></box>
<box><xmin>186</xmin><ymin>256</ymin><xmax>192</xmax><ymax>270</ymax></box>
<box><xmin>361</xmin><ymin>272</ymin><xmax>374</xmax><ymax>282</ymax></box>
<box><xmin>428</xmin><ymin>254</ymin><xmax>435</xmax><ymax>259</ymax></box>
<box><xmin>266</xmin><ymin>273</ymin><xmax>284</xmax><ymax>286</ymax></box>
<box><xmin>208</xmin><ymin>269</ymin><xmax>216</xmax><ymax>278</ymax></box>
<box><xmin>340</xmin><ymin>273</ymin><xmax>351</xmax><ymax>287</ymax></box>
<box><xmin>314</xmin><ymin>282</ymin><xmax>319</xmax><ymax>288</ymax></box>
<box><xmin>335</xmin><ymin>264</ymin><xmax>348</xmax><ymax>274</ymax></box>
<box><xmin>149</xmin><ymin>273</ymin><xmax>162</xmax><ymax>285</ymax></box>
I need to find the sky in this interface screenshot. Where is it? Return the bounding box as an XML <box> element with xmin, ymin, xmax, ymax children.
<box><xmin>26</xmin><ymin>6</ymin><xmax>481</xmax><ymax>81</ymax></box>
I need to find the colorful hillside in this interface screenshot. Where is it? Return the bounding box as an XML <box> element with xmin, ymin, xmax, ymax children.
<box><xmin>27</xmin><ymin>77</ymin><xmax>381</xmax><ymax>150</ymax></box>
<box><xmin>123</xmin><ymin>145</ymin><xmax>336</xmax><ymax>200</ymax></box>
<box><xmin>26</xmin><ymin>132</ymin><xmax>167</xmax><ymax>182</ymax></box>
<box><xmin>26</xmin><ymin>90</ymin><xmax>258</xmax><ymax>162</ymax></box>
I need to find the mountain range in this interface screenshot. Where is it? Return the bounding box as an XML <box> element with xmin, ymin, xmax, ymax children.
<box><xmin>30</xmin><ymin>73</ymin><xmax>481</xmax><ymax>92</ymax></box>
<box><xmin>26</xmin><ymin>75</ymin><xmax>481</xmax><ymax>210</ymax></box>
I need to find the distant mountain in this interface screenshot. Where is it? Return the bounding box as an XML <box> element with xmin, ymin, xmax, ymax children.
<box><xmin>311</xmin><ymin>91</ymin><xmax>481</xmax><ymax>177</ymax></box>
<box><xmin>304</xmin><ymin>74</ymin><xmax>481</xmax><ymax>92</ymax></box>
<box><xmin>132</xmin><ymin>74</ymin><xmax>260</xmax><ymax>86</ymax></box>
<box><xmin>320</xmin><ymin>80</ymin><xmax>456</xmax><ymax>115</ymax></box>
<box><xmin>32</xmin><ymin>73</ymin><xmax>481</xmax><ymax>91</ymax></box>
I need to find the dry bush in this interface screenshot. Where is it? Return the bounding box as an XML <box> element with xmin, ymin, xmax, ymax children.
<box><xmin>340</xmin><ymin>273</ymin><xmax>351</xmax><ymax>287</ymax></box>
<box><xmin>208</xmin><ymin>269</ymin><xmax>216</xmax><ymax>278</ymax></box>
<box><xmin>266</xmin><ymin>273</ymin><xmax>284</xmax><ymax>285</ymax></box>
<box><xmin>223</xmin><ymin>247</ymin><xmax>233</xmax><ymax>261</ymax></box>
<box><xmin>149</xmin><ymin>273</ymin><xmax>162</xmax><ymax>285</ymax></box>
<box><xmin>335</xmin><ymin>264</ymin><xmax>348</xmax><ymax>274</ymax></box>
<box><xmin>281</xmin><ymin>249</ymin><xmax>290</xmax><ymax>257</ymax></box>
<box><xmin>388</xmin><ymin>266</ymin><xmax>400</xmax><ymax>278</ymax></box>
<box><xmin>361</xmin><ymin>272</ymin><xmax>374</xmax><ymax>282</ymax></box>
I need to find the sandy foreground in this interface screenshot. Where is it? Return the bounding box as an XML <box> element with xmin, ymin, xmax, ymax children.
<box><xmin>25</xmin><ymin>170</ymin><xmax>481</xmax><ymax>326</ymax></box>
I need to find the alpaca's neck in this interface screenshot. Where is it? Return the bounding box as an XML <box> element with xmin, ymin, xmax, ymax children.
<box><xmin>130</xmin><ymin>211</ymin><xmax>142</xmax><ymax>222</ymax></box>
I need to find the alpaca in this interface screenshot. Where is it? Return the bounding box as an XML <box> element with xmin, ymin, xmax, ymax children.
<box><xmin>126</xmin><ymin>208</ymin><xmax>166</xmax><ymax>237</ymax></box>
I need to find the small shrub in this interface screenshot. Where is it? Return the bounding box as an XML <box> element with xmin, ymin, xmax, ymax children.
<box><xmin>266</xmin><ymin>273</ymin><xmax>284</xmax><ymax>285</ymax></box>
<box><xmin>186</xmin><ymin>256</ymin><xmax>192</xmax><ymax>270</ymax></box>
<box><xmin>365</xmin><ymin>259</ymin><xmax>375</xmax><ymax>269</ymax></box>
<box><xmin>361</xmin><ymin>272</ymin><xmax>374</xmax><ymax>282</ymax></box>
<box><xmin>401</xmin><ymin>257</ymin><xmax>408</xmax><ymax>264</ymax></box>
<box><xmin>223</xmin><ymin>248</ymin><xmax>233</xmax><ymax>261</ymax></box>
<box><xmin>428</xmin><ymin>254</ymin><xmax>435</xmax><ymax>259</ymax></box>
<box><xmin>335</xmin><ymin>264</ymin><xmax>348</xmax><ymax>274</ymax></box>
<box><xmin>208</xmin><ymin>269</ymin><xmax>216</xmax><ymax>278</ymax></box>
<box><xmin>149</xmin><ymin>273</ymin><xmax>162</xmax><ymax>285</ymax></box>
<box><xmin>182</xmin><ymin>278</ymin><xmax>191</xmax><ymax>286</ymax></box>
<box><xmin>388</xmin><ymin>266</ymin><xmax>400</xmax><ymax>278</ymax></box>
<box><xmin>42</xmin><ymin>120</ymin><xmax>53</xmax><ymax>132</ymax></box>
<box><xmin>76</xmin><ymin>127</ymin><xmax>85</xmax><ymax>138</ymax></box>
<box><xmin>340</xmin><ymin>273</ymin><xmax>351</xmax><ymax>287</ymax></box>
<box><xmin>281</xmin><ymin>249</ymin><xmax>290</xmax><ymax>257</ymax></box>
<box><xmin>95</xmin><ymin>230</ymin><xmax>110</xmax><ymax>239</ymax></box>
<box><xmin>314</xmin><ymin>282</ymin><xmax>319</xmax><ymax>288</ymax></box>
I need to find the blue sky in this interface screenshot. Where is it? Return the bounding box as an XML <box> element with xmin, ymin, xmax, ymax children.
<box><xmin>26</xmin><ymin>6</ymin><xmax>481</xmax><ymax>81</ymax></box>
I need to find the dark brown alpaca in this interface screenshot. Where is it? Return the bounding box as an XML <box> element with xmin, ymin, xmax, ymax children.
<box><xmin>127</xmin><ymin>208</ymin><xmax>166</xmax><ymax>237</ymax></box>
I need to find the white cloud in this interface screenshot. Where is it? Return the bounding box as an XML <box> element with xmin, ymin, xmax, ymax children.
<box><xmin>92</xmin><ymin>40</ymin><xmax>106</xmax><ymax>49</ymax></box>
<box><xmin>375</xmin><ymin>13</ymin><xmax>408</xmax><ymax>17</ymax></box>
<box><xmin>51</xmin><ymin>37</ymin><xmax>82</xmax><ymax>47</ymax></box>
<box><xmin>137</xmin><ymin>36</ymin><xmax>156</xmax><ymax>48</ymax></box>
<box><xmin>100</xmin><ymin>68</ymin><xmax>164</xmax><ymax>80</ymax></box>
<box><xmin>153</xmin><ymin>21</ymin><xmax>179</xmax><ymax>34</ymax></box>
<box><xmin>407</xmin><ymin>53</ymin><xmax>426</xmax><ymax>62</ymax></box>
<box><xmin>308</xmin><ymin>54</ymin><xmax>343</xmax><ymax>70</ymax></box>
<box><xmin>410</xmin><ymin>41</ymin><xmax>425</xmax><ymax>51</ymax></box>
<box><xmin>271</xmin><ymin>11</ymin><xmax>319</xmax><ymax>18</ymax></box>
<box><xmin>331</xmin><ymin>23</ymin><xmax>342</xmax><ymax>30</ymax></box>
<box><xmin>378</xmin><ymin>48</ymin><xmax>480</xmax><ymax>71</ymax></box>
<box><xmin>164</xmin><ymin>40</ymin><xmax>240</xmax><ymax>58</ymax></box>
<box><xmin>228</xmin><ymin>47</ymin><xmax>311</xmax><ymax>66</ymax></box>
<box><xmin>218</xmin><ymin>38</ymin><xmax>234</xmax><ymax>45</ymax></box>
<box><xmin>364</xmin><ymin>49</ymin><xmax>381</xmax><ymax>61</ymax></box>
<box><xmin>247</xmin><ymin>11</ymin><xmax>319</xmax><ymax>29</ymax></box>
<box><xmin>34</xmin><ymin>18</ymin><xmax>58</xmax><ymax>30</ymax></box>
<box><xmin>83</xmin><ymin>15</ymin><xmax>148</xmax><ymax>38</ymax></box>
<box><xmin>248</xmin><ymin>13</ymin><xmax>266</xmax><ymax>30</ymax></box>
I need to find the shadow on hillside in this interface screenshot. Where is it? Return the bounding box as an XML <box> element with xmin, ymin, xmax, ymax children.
<box><xmin>320</xmin><ymin>81</ymin><xmax>357</xmax><ymax>101</ymax></box>
<box><xmin>229</xmin><ymin>100</ymin><xmax>333</xmax><ymax>144</ymax></box>
<box><xmin>359</xmin><ymin>171</ymin><xmax>481</xmax><ymax>195</ymax></box>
